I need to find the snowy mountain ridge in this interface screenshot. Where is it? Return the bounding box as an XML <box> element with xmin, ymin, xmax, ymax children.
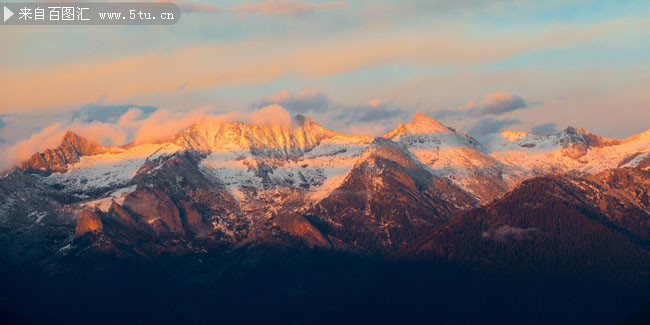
<box><xmin>9</xmin><ymin>112</ymin><xmax>650</xmax><ymax>213</ymax></box>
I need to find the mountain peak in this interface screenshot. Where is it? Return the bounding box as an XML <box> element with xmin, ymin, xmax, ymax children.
<box><xmin>174</xmin><ymin>115</ymin><xmax>369</xmax><ymax>156</ymax></box>
<box><xmin>63</xmin><ymin>130</ymin><xmax>79</xmax><ymax>140</ymax></box>
<box><xmin>410</xmin><ymin>112</ymin><xmax>449</xmax><ymax>133</ymax></box>
<box><xmin>383</xmin><ymin>113</ymin><xmax>450</xmax><ymax>139</ymax></box>
<box><xmin>19</xmin><ymin>131</ymin><xmax>106</xmax><ymax>173</ymax></box>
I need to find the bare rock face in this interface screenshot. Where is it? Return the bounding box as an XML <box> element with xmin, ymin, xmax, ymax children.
<box><xmin>273</xmin><ymin>213</ymin><xmax>330</xmax><ymax>248</ymax></box>
<box><xmin>122</xmin><ymin>187</ymin><xmax>184</xmax><ymax>236</ymax></box>
<box><xmin>637</xmin><ymin>155</ymin><xmax>650</xmax><ymax>169</ymax></box>
<box><xmin>559</xmin><ymin>127</ymin><xmax>622</xmax><ymax>161</ymax></box>
<box><xmin>179</xmin><ymin>200</ymin><xmax>207</xmax><ymax>236</ymax></box>
<box><xmin>75</xmin><ymin>210</ymin><xmax>103</xmax><ymax>236</ymax></box>
<box><xmin>20</xmin><ymin>131</ymin><xmax>107</xmax><ymax>173</ymax></box>
<box><xmin>107</xmin><ymin>201</ymin><xmax>138</xmax><ymax>228</ymax></box>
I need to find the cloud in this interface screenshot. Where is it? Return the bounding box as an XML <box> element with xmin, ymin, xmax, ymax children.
<box><xmin>161</xmin><ymin>0</ymin><xmax>343</xmax><ymax>15</ymax></box>
<box><xmin>130</xmin><ymin>107</ymin><xmax>218</xmax><ymax>144</ymax></box>
<box><xmin>254</xmin><ymin>88</ymin><xmax>406</xmax><ymax>123</ymax></box>
<box><xmin>247</xmin><ymin>104</ymin><xmax>293</xmax><ymax>128</ymax></box>
<box><xmin>72</xmin><ymin>103</ymin><xmax>158</xmax><ymax>123</ymax></box>
<box><xmin>531</xmin><ymin>122</ymin><xmax>558</xmax><ymax>134</ymax></box>
<box><xmin>0</xmin><ymin>116</ymin><xmax>5</xmax><ymax>129</ymax></box>
<box><xmin>4</xmin><ymin>14</ymin><xmax>643</xmax><ymax>113</ymax></box>
<box><xmin>476</xmin><ymin>92</ymin><xmax>527</xmax><ymax>115</ymax></box>
<box><xmin>355</xmin><ymin>105</ymin><xmax>406</xmax><ymax>123</ymax></box>
<box><xmin>467</xmin><ymin>117</ymin><xmax>519</xmax><ymax>138</ymax></box>
<box><xmin>254</xmin><ymin>88</ymin><xmax>331</xmax><ymax>114</ymax></box>
<box><xmin>331</xmin><ymin>100</ymin><xmax>408</xmax><ymax>135</ymax></box>
<box><xmin>0</xmin><ymin>105</ymin><xmax>299</xmax><ymax>170</ymax></box>
<box><xmin>253</xmin><ymin>89</ymin><xmax>408</xmax><ymax>135</ymax></box>
<box><xmin>436</xmin><ymin>92</ymin><xmax>528</xmax><ymax>119</ymax></box>
<box><xmin>482</xmin><ymin>224</ymin><xmax>537</xmax><ymax>242</ymax></box>
<box><xmin>6</xmin><ymin>123</ymin><xmax>68</xmax><ymax>170</ymax></box>
<box><xmin>157</xmin><ymin>0</ymin><xmax>223</xmax><ymax>13</ymax></box>
<box><xmin>234</xmin><ymin>0</ymin><xmax>346</xmax><ymax>17</ymax></box>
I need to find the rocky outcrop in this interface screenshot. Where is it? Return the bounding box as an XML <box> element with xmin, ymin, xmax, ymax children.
<box><xmin>20</xmin><ymin>131</ymin><xmax>107</xmax><ymax>173</ymax></box>
<box><xmin>75</xmin><ymin>210</ymin><xmax>103</xmax><ymax>235</ymax></box>
<box><xmin>179</xmin><ymin>200</ymin><xmax>207</xmax><ymax>236</ymax></box>
<box><xmin>122</xmin><ymin>187</ymin><xmax>184</xmax><ymax>236</ymax></box>
<box><xmin>107</xmin><ymin>201</ymin><xmax>138</xmax><ymax>228</ymax></box>
<box><xmin>273</xmin><ymin>213</ymin><xmax>330</xmax><ymax>248</ymax></box>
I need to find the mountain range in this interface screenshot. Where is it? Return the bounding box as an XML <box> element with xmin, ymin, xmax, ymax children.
<box><xmin>1</xmin><ymin>112</ymin><xmax>649</xmax><ymax>323</ymax></box>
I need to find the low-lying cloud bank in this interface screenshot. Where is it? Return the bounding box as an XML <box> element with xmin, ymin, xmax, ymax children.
<box><xmin>253</xmin><ymin>88</ymin><xmax>410</xmax><ymax>136</ymax></box>
<box><xmin>1</xmin><ymin>90</ymin><xmax>536</xmax><ymax>170</ymax></box>
<box><xmin>0</xmin><ymin>104</ymin><xmax>293</xmax><ymax>171</ymax></box>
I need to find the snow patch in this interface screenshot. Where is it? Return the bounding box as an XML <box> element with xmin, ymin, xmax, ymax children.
<box><xmin>28</xmin><ymin>211</ymin><xmax>48</xmax><ymax>223</ymax></box>
<box><xmin>80</xmin><ymin>185</ymin><xmax>137</xmax><ymax>212</ymax></box>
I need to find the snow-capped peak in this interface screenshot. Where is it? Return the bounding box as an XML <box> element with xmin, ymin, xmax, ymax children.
<box><xmin>493</xmin><ymin>126</ymin><xmax>622</xmax><ymax>153</ymax></box>
<box><xmin>383</xmin><ymin>113</ymin><xmax>451</xmax><ymax>139</ymax></box>
<box><xmin>174</xmin><ymin>115</ymin><xmax>370</xmax><ymax>156</ymax></box>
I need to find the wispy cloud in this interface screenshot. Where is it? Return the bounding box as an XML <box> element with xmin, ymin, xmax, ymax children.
<box><xmin>482</xmin><ymin>224</ymin><xmax>537</xmax><ymax>242</ymax></box>
<box><xmin>437</xmin><ymin>92</ymin><xmax>528</xmax><ymax>119</ymax></box>
<box><xmin>0</xmin><ymin>104</ymin><xmax>299</xmax><ymax>170</ymax></box>
<box><xmin>253</xmin><ymin>88</ymin><xmax>331</xmax><ymax>114</ymax></box>
<box><xmin>468</xmin><ymin>92</ymin><xmax>527</xmax><ymax>116</ymax></box>
<box><xmin>159</xmin><ymin>0</ymin><xmax>345</xmax><ymax>15</ymax></box>
<box><xmin>531</xmin><ymin>122</ymin><xmax>558</xmax><ymax>134</ymax></box>
<box><xmin>252</xmin><ymin>89</ymin><xmax>408</xmax><ymax>135</ymax></box>
<box><xmin>178</xmin><ymin>82</ymin><xmax>189</xmax><ymax>92</ymax></box>
<box><xmin>157</xmin><ymin>0</ymin><xmax>223</xmax><ymax>13</ymax></box>
<box><xmin>234</xmin><ymin>0</ymin><xmax>346</xmax><ymax>17</ymax></box>
<box><xmin>2</xmin><ymin>15</ymin><xmax>644</xmax><ymax>113</ymax></box>
<box><xmin>467</xmin><ymin>117</ymin><xmax>520</xmax><ymax>138</ymax></box>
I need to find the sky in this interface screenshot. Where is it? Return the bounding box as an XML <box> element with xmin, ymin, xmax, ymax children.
<box><xmin>0</xmin><ymin>0</ymin><xmax>649</xmax><ymax>166</ymax></box>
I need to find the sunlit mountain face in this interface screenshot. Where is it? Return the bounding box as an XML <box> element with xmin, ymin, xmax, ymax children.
<box><xmin>1</xmin><ymin>113</ymin><xmax>649</xmax><ymax>323</ymax></box>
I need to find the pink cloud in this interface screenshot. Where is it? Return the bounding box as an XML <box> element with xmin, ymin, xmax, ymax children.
<box><xmin>247</xmin><ymin>104</ymin><xmax>293</xmax><ymax>128</ymax></box>
<box><xmin>449</xmin><ymin>92</ymin><xmax>528</xmax><ymax>118</ymax></box>
<box><xmin>234</xmin><ymin>0</ymin><xmax>346</xmax><ymax>17</ymax></box>
<box><xmin>132</xmin><ymin>107</ymin><xmax>218</xmax><ymax>144</ymax></box>
<box><xmin>6</xmin><ymin>124</ymin><xmax>68</xmax><ymax>170</ymax></box>
<box><xmin>158</xmin><ymin>0</ymin><xmax>223</xmax><ymax>13</ymax></box>
<box><xmin>1</xmin><ymin>105</ymin><xmax>298</xmax><ymax>170</ymax></box>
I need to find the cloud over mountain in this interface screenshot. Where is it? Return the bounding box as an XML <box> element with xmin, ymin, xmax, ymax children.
<box><xmin>467</xmin><ymin>117</ymin><xmax>520</xmax><ymax>138</ymax></box>
<box><xmin>531</xmin><ymin>122</ymin><xmax>558</xmax><ymax>134</ymax></box>
<box><xmin>254</xmin><ymin>89</ymin><xmax>331</xmax><ymax>114</ymax></box>
<box><xmin>0</xmin><ymin>105</ymin><xmax>296</xmax><ymax>170</ymax></box>
<box><xmin>436</xmin><ymin>92</ymin><xmax>528</xmax><ymax>119</ymax></box>
<box><xmin>253</xmin><ymin>89</ymin><xmax>408</xmax><ymax>135</ymax></box>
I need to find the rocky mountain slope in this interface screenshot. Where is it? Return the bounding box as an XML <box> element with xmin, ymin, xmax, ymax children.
<box><xmin>1</xmin><ymin>113</ymin><xmax>649</xmax><ymax>266</ymax></box>
<box><xmin>403</xmin><ymin>168</ymin><xmax>650</xmax><ymax>284</ymax></box>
